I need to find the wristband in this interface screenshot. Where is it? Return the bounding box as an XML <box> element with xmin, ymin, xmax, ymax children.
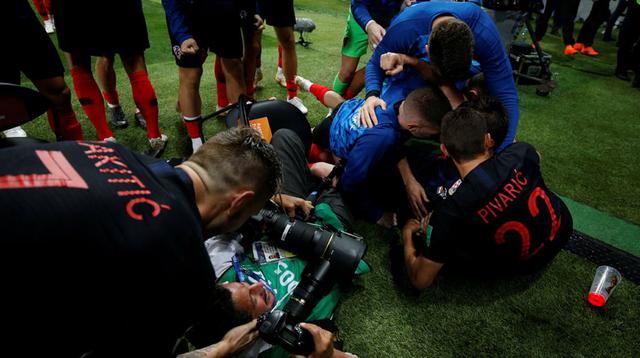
<box><xmin>365</xmin><ymin>90</ymin><xmax>380</xmax><ymax>99</ymax></box>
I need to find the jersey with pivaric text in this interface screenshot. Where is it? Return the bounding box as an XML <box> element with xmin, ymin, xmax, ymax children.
<box><xmin>425</xmin><ymin>142</ymin><xmax>572</xmax><ymax>270</ymax></box>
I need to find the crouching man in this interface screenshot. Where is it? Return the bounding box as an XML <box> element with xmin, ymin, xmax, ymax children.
<box><xmin>402</xmin><ymin>105</ymin><xmax>573</xmax><ymax>289</ymax></box>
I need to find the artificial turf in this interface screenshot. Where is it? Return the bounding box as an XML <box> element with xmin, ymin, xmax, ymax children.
<box><xmin>18</xmin><ymin>0</ymin><xmax>640</xmax><ymax>356</ymax></box>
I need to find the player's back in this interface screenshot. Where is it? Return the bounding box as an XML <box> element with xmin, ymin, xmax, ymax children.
<box><xmin>430</xmin><ymin>142</ymin><xmax>572</xmax><ymax>273</ymax></box>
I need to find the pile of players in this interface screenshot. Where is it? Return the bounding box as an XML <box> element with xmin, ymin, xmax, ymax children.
<box><xmin>0</xmin><ymin>0</ymin><xmax>575</xmax><ymax>357</ymax></box>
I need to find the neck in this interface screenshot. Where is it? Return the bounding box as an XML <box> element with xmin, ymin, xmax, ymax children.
<box><xmin>177</xmin><ymin>164</ymin><xmax>226</xmax><ymax>230</ymax></box>
<box><xmin>454</xmin><ymin>152</ymin><xmax>491</xmax><ymax>179</ymax></box>
<box><xmin>432</xmin><ymin>15</ymin><xmax>454</xmax><ymax>31</ymax></box>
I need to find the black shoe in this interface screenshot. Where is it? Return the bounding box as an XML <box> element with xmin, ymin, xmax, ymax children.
<box><xmin>602</xmin><ymin>35</ymin><xmax>615</xmax><ymax>42</ymax></box>
<box><xmin>108</xmin><ymin>106</ymin><xmax>129</xmax><ymax>129</ymax></box>
<box><xmin>615</xmin><ymin>70</ymin><xmax>631</xmax><ymax>82</ymax></box>
<box><xmin>134</xmin><ymin>110</ymin><xmax>147</xmax><ymax>130</ymax></box>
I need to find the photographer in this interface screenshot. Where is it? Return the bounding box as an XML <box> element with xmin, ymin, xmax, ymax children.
<box><xmin>0</xmin><ymin>128</ymin><xmax>282</xmax><ymax>356</ymax></box>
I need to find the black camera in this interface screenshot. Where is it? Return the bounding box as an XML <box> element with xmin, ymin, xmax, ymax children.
<box><xmin>243</xmin><ymin>208</ymin><xmax>366</xmax><ymax>355</ymax></box>
<box><xmin>482</xmin><ymin>0</ymin><xmax>544</xmax><ymax>13</ymax></box>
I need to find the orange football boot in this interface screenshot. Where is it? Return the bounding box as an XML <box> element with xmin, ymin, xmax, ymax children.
<box><xmin>564</xmin><ymin>44</ymin><xmax>578</xmax><ymax>55</ymax></box>
<box><xmin>573</xmin><ymin>42</ymin><xmax>585</xmax><ymax>51</ymax></box>
<box><xmin>581</xmin><ymin>46</ymin><xmax>600</xmax><ymax>56</ymax></box>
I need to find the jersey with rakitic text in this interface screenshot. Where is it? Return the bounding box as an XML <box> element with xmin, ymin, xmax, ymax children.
<box><xmin>0</xmin><ymin>140</ymin><xmax>216</xmax><ymax>357</ymax></box>
<box><xmin>424</xmin><ymin>142</ymin><xmax>572</xmax><ymax>271</ymax></box>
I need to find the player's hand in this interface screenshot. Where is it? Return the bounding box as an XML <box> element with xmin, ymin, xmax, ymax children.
<box><xmin>180</xmin><ymin>38</ymin><xmax>199</xmax><ymax>56</ymax></box>
<box><xmin>215</xmin><ymin>319</ymin><xmax>259</xmax><ymax>357</ymax></box>
<box><xmin>402</xmin><ymin>218</ymin><xmax>424</xmax><ymax>236</ymax></box>
<box><xmin>299</xmin><ymin>323</ymin><xmax>335</xmax><ymax>358</ymax></box>
<box><xmin>366</xmin><ymin>21</ymin><xmax>386</xmax><ymax>50</ymax></box>
<box><xmin>310</xmin><ymin>162</ymin><xmax>335</xmax><ymax>179</ymax></box>
<box><xmin>401</xmin><ymin>0</ymin><xmax>417</xmax><ymax>10</ymax></box>
<box><xmin>357</xmin><ymin>96</ymin><xmax>386</xmax><ymax>128</ymax></box>
<box><xmin>405</xmin><ymin>180</ymin><xmax>429</xmax><ymax>219</ymax></box>
<box><xmin>380</xmin><ymin>52</ymin><xmax>405</xmax><ymax>76</ymax></box>
<box><xmin>273</xmin><ymin>194</ymin><xmax>314</xmax><ymax>219</ymax></box>
<box><xmin>254</xmin><ymin>14</ymin><xmax>265</xmax><ymax>31</ymax></box>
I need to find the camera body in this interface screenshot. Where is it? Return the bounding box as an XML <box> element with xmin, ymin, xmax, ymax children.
<box><xmin>482</xmin><ymin>0</ymin><xmax>544</xmax><ymax>13</ymax></box>
<box><xmin>242</xmin><ymin>207</ymin><xmax>366</xmax><ymax>355</ymax></box>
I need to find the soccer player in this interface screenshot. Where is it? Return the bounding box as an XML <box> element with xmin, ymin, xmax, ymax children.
<box><xmin>163</xmin><ymin>0</ymin><xmax>249</xmax><ymax>153</ymax></box>
<box><xmin>262</xmin><ymin>1</ymin><xmax>308</xmax><ymax>114</ymax></box>
<box><xmin>53</xmin><ymin>0</ymin><xmax>167</xmax><ymax>151</ymax></box>
<box><xmin>331</xmin><ymin>0</ymin><xmax>404</xmax><ymax>101</ymax></box>
<box><xmin>1</xmin><ymin>0</ymin><xmax>83</xmax><ymax>140</ymax></box>
<box><xmin>359</xmin><ymin>2</ymin><xmax>519</xmax><ymax>152</ymax></box>
<box><xmin>297</xmin><ymin>77</ymin><xmax>451</xmax><ymax>224</ymax></box>
<box><xmin>573</xmin><ymin>0</ymin><xmax>611</xmax><ymax>56</ymax></box>
<box><xmin>401</xmin><ymin>104</ymin><xmax>573</xmax><ymax>290</ymax></box>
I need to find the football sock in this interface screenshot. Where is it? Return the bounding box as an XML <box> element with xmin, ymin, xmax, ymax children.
<box><xmin>344</xmin><ymin>87</ymin><xmax>357</xmax><ymax>100</ymax></box>
<box><xmin>101</xmin><ymin>90</ymin><xmax>120</xmax><ymax>108</ymax></box>
<box><xmin>214</xmin><ymin>56</ymin><xmax>229</xmax><ymax>107</ymax></box>
<box><xmin>128</xmin><ymin>70</ymin><xmax>161</xmax><ymax>139</ymax></box>
<box><xmin>297</xmin><ymin>77</ymin><xmax>312</xmax><ymax>92</ymax></box>
<box><xmin>309</xmin><ymin>84</ymin><xmax>330</xmax><ymax>106</ymax></box>
<box><xmin>277</xmin><ymin>44</ymin><xmax>283</xmax><ymax>68</ymax></box>
<box><xmin>183</xmin><ymin>115</ymin><xmax>204</xmax><ymax>153</ymax></box>
<box><xmin>332</xmin><ymin>74</ymin><xmax>348</xmax><ymax>96</ymax></box>
<box><xmin>286</xmin><ymin>79</ymin><xmax>297</xmax><ymax>100</ymax></box>
<box><xmin>47</xmin><ymin>109</ymin><xmax>83</xmax><ymax>140</ymax></box>
<box><xmin>70</xmin><ymin>66</ymin><xmax>112</xmax><ymax>140</ymax></box>
<box><xmin>246</xmin><ymin>79</ymin><xmax>255</xmax><ymax>98</ymax></box>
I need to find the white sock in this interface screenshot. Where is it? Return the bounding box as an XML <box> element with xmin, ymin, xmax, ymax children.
<box><xmin>276</xmin><ymin>67</ymin><xmax>284</xmax><ymax>77</ymax></box>
<box><xmin>191</xmin><ymin>137</ymin><xmax>203</xmax><ymax>153</ymax></box>
<box><xmin>106</xmin><ymin>102</ymin><xmax>120</xmax><ymax>109</ymax></box>
<box><xmin>298</xmin><ymin>78</ymin><xmax>312</xmax><ymax>92</ymax></box>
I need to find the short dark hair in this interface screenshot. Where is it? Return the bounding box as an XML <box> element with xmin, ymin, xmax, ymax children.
<box><xmin>184</xmin><ymin>285</ymin><xmax>252</xmax><ymax>348</ymax></box>
<box><xmin>187</xmin><ymin>128</ymin><xmax>282</xmax><ymax>201</ymax></box>
<box><xmin>464</xmin><ymin>72</ymin><xmax>489</xmax><ymax>100</ymax></box>
<box><xmin>429</xmin><ymin>18</ymin><xmax>474</xmax><ymax>82</ymax></box>
<box><xmin>404</xmin><ymin>86</ymin><xmax>452</xmax><ymax>128</ymax></box>
<box><xmin>440</xmin><ymin>106</ymin><xmax>487</xmax><ymax>163</ymax></box>
<box><xmin>466</xmin><ymin>96</ymin><xmax>509</xmax><ymax>146</ymax></box>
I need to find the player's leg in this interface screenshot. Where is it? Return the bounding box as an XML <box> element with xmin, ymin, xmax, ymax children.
<box><xmin>333</xmin><ymin>10</ymin><xmax>368</xmax><ymax>97</ymax></box>
<box><xmin>296</xmin><ymin>77</ymin><xmax>345</xmax><ymax>110</ymax></box>
<box><xmin>95</xmin><ymin>55</ymin><xmax>129</xmax><ymax>129</ymax></box>
<box><xmin>120</xmin><ymin>52</ymin><xmax>167</xmax><ymax>151</ymax></box>
<box><xmin>214</xmin><ymin>55</ymin><xmax>229</xmax><ymax>109</ymax></box>
<box><xmin>66</xmin><ymin>52</ymin><xmax>113</xmax><ymax>140</ymax></box>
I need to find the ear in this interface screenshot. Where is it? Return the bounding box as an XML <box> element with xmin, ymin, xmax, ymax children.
<box><xmin>484</xmin><ymin>133</ymin><xmax>495</xmax><ymax>149</ymax></box>
<box><xmin>440</xmin><ymin>143</ymin><xmax>448</xmax><ymax>157</ymax></box>
<box><xmin>228</xmin><ymin>190</ymin><xmax>256</xmax><ymax>216</ymax></box>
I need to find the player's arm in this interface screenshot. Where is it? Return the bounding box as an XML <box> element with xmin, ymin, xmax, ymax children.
<box><xmin>402</xmin><ymin>219</ymin><xmax>443</xmax><ymax>290</ymax></box>
<box><xmin>473</xmin><ymin>20</ymin><xmax>519</xmax><ymax>151</ymax></box>
<box><xmin>161</xmin><ymin>0</ymin><xmax>194</xmax><ymax>46</ymax></box>
<box><xmin>397</xmin><ymin>157</ymin><xmax>429</xmax><ymax>219</ymax></box>
<box><xmin>177</xmin><ymin>320</ymin><xmax>259</xmax><ymax>358</ymax></box>
<box><xmin>271</xmin><ymin>194</ymin><xmax>314</xmax><ymax>219</ymax></box>
<box><xmin>351</xmin><ymin>0</ymin><xmax>387</xmax><ymax>51</ymax></box>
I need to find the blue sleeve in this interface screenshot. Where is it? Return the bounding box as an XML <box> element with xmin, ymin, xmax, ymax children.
<box><xmin>162</xmin><ymin>0</ymin><xmax>192</xmax><ymax>45</ymax></box>
<box><xmin>351</xmin><ymin>0</ymin><xmax>374</xmax><ymax>30</ymax></box>
<box><xmin>339</xmin><ymin>126</ymin><xmax>398</xmax><ymax>221</ymax></box>
<box><xmin>472</xmin><ymin>17</ymin><xmax>519</xmax><ymax>151</ymax></box>
<box><xmin>364</xmin><ymin>19</ymin><xmax>420</xmax><ymax>95</ymax></box>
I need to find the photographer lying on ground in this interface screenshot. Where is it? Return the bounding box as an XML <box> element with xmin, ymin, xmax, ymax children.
<box><xmin>0</xmin><ymin>128</ymin><xmax>283</xmax><ymax>356</ymax></box>
<box><xmin>296</xmin><ymin>77</ymin><xmax>451</xmax><ymax>226</ymax></box>
<box><xmin>401</xmin><ymin>103</ymin><xmax>573</xmax><ymax>290</ymax></box>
